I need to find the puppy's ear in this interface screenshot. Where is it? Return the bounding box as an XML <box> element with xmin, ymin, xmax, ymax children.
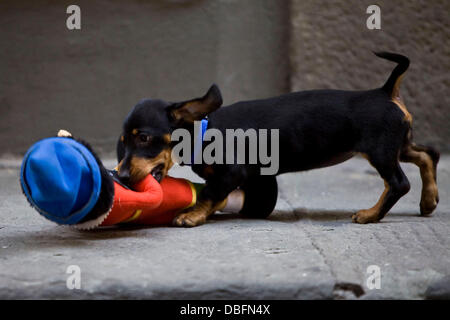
<box><xmin>166</xmin><ymin>84</ymin><xmax>222</xmax><ymax>123</ymax></box>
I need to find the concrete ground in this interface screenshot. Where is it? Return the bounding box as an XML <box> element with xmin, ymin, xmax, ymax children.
<box><xmin>0</xmin><ymin>156</ymin><xmax>449</xmax><ymax>299</ymax></box>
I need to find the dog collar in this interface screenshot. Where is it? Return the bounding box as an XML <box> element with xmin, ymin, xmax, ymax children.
<box><xmin>191</xmin><ymin>118</ymin><xmax>208</xmax><ymax>165</ymax></box>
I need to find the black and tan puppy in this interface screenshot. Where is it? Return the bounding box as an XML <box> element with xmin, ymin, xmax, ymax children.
<box><xmin>117</xmin><ymin>52</ymin><xmax>439</xmax><ymax>226</ymax></box>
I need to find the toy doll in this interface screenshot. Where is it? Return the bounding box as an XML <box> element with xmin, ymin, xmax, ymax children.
<box><xmin>20</xmin><ymin>132</ymin><xmax>277</xmax><ymax>230</ymax></box>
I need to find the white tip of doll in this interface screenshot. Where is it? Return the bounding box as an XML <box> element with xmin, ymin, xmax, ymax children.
<box><xmin>222</xmin><ymin>189</ymin><xmax>245</xmax><ymax>213</ymax></box>
<box><xmin>57</xmin><ymin>129</ymin><xmax>72</xmax><ymax>137</ymax></box>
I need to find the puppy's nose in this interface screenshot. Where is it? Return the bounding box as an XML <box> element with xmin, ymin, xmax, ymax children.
<box><xmin>118</xmin><ymin>168</ymin><xmax>130</xmax><ymax>184</ymax></box>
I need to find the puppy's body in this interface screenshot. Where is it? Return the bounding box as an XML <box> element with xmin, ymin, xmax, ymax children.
<box><xmin>118</xmin><ymin>52</ymin><xmax>439</xmax><ymax>226</ymax></box>
<box><xmin>208</xmin><ymin>88</ymin><xmax>401</xmax><ymax>173</ymax></box>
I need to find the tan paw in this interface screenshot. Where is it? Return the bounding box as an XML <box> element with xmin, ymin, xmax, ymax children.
<box><xmin>420</xmin><ymin>187</ymin><xmax>439</xmax><ymax>216</ymax></box>
<box><xmin>352</xmin><ymin>209</ymin><xmax>380</xmax><ymax>224</ymax></box>
<box><xmin>172</xmin><ymin>211</ymin><xmax>207</xmax><ymax>227</ymax></box>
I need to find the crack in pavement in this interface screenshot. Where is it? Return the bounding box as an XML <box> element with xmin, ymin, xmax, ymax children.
<box><xmin>278</xmin><ymin>187</ymin><xmax>338</xmax><ymax>282</ymax></box>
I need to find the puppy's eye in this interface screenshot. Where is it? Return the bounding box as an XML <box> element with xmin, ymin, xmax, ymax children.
<box><xmin>138</xmin><ymin>133</ymin><xmax>151</xmax><ymax>143</ymax></box>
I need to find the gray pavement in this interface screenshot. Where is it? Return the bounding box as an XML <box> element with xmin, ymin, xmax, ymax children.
<box><xmin>0</xmin><ymin>156</ymin><xmax>449</xmax><ymax>299</ymax></box>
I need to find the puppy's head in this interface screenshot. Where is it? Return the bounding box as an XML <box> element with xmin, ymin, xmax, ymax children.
<box><xmin>117</xmin><ymin>84</ymin><xmax>222</xmax><ymax>185</ymax></box>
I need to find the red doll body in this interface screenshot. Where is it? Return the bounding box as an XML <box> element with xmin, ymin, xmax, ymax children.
<box><xmin>101</xmin><ymin>175</ymin><xmax>196</xmax><ymax>226</ymax></box>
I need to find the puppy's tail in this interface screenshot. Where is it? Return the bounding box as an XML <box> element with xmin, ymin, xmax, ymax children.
<box><xmin>374</xmin><ymin>51</ymin><xmax>410</xmax><ymax>98</ymax></box>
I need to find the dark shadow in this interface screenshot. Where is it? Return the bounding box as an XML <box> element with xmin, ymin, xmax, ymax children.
<box><xmin>0</xmin><ymin>224</ymin><xmax>173</xmax><ymax>250</ymax></box>
<box><xmin>1</xmin><ymin>209</ymin><xmax>428</xmax><ymax>252</ymax></box>
<box><xmin>269</xmin><ymin>208</ymin><xmax>352</xmax><ymax>225</ymax></box>
<box><xmin>177</xmin><ymin>208</ymin><xmax>425</xmax><ymax>226</ymax></box>
<box><xmin>263</xmin><ymin>207</ymin><xmax>424</xmax><ymax>226</ymax></box>
<box><xmin>134</xmin><ymin>209</ymin><xmax>423</xmax><ymax>227</ymax></box>
<box><xmin>213</xmin><ymin>208</ymin><xmax>352</xmax><ymax>226</ymax></box>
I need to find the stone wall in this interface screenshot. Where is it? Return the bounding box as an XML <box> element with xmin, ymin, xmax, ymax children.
<box><xmin>1</xmin><ymin>0</ymin><xmax>448</xmax><ymax>156</ymax></box>
<box><xmin>290</xmin><ymin>0</ymin><xmax>449</xmax><ymax>150</ymax></box>
<box><xmin>0</xmin><ymin>0</ymin><xmax>289</xmax><ymax>155</ymax></box>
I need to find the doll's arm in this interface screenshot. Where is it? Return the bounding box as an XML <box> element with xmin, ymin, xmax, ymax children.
<box><xmin>127</xmin><ymin>176</ymin><xmax>198</xmax><ymax>225</ymax></box>
<box><xmin>100</xmin><ymin>174</ymin><xmax>163</xmax><ymax>226</ymax></box>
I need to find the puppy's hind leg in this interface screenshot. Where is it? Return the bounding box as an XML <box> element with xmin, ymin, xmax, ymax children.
<box><xmin>352</xmin><ymin>155</ymin><xmax>410</xmax><ymax>224</ymax></box>
<box><xmin>400</xmin><ymin>143</ymin><xmax>439</xmax><ymax>215</ymax></box>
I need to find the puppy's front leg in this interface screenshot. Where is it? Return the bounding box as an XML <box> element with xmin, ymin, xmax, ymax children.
<box><xmin>173</xmin><ymin>169</ymin><xmax>243</xmax><ymax>227</ymax></box>
<box><xmin>172</xmin><ymin>198</ymin><xmax>226</xmax><ymax>227</ymax></box>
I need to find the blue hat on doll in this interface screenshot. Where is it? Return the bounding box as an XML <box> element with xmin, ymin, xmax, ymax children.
<box><xmin>20</xmin><ymin>137</ymin><xmax>101</xmax><ymax>225</ymax></box>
